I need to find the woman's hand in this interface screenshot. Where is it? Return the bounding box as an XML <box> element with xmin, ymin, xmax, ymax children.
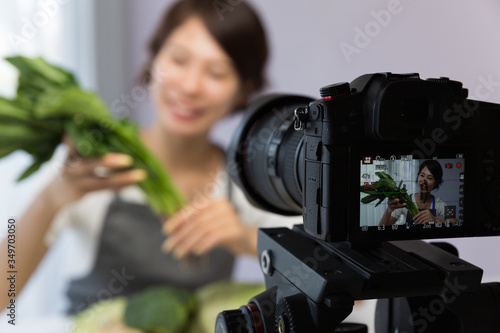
<box><xmin>162</xmin><ymin>198</ymin><xmax>257</xmax><ymax>259</ymax></box>
<box><xmin>387</xmin><ymin>198</ymin><xmax>406</xmax><ymax>212</ymax></box>
<box><xmin>45</xmin><ymin>137</ymin><xmax>146</xmax><ymax>210</ymax></box>
<box><xmin>412</xmin><ymin>209</ymin><xmax>435</xmax><ymax>224</ymax></box>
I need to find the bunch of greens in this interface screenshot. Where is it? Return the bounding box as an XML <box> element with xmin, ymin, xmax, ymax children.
<box><xmin>360</xmin><ymin>171</ymin><xmax>419</xmax><ymax>216</ymax></box>
<box><xmin>0</xmin><ymin>56</ymin><xmax>184</xmax><ymax>216</ymax></box>
<box><xmin>124</xmin><ymin>286</ymin><xmax>197</xmax><ymax>333</ymax></box>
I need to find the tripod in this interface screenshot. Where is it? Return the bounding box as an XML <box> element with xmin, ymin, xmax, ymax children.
<box><xmin>216</xmin><ymin>225</ymin><xmax>500</xmax><ymax>332</ymax></box>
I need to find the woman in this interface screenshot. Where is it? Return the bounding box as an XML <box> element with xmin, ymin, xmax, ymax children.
<box><xmin>379</xmin><ymin>160</ymin><xmax>457</xmax><ymax>226</ymax></box>
<box><xmin>0</xmin><ymin>0</ymin><xmax>298</xmax><ymax>313</ymax></box>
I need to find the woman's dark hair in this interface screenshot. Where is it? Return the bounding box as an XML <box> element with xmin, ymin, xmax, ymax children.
<box><xmin>417</xmin><ymin>160</ymin><xmax>444</xmax><ymax>190</ymax></box>
<box><xmin>142</xmin><ymin>0</ymin><xmax>268</xmax><ymax>108</ymax></box>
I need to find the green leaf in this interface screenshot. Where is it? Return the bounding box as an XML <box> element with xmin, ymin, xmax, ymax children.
<box><xmin>0</xmin><ymin>97</ymin><xmax>32</xmax><ymax>120</ymax></box>
<box><xmin>17</xmin><ymin>159</ymin><xmax>45</xmax><ymax>182</ymax></box>
<box><xmin>18</xmin><ymin>140</ymin><xmax>61</xmax><ymax>181</ymax></box>
<box><xmin>35</xmin><ymin>87</ymin><xmax>111</xmax><ymax>122</ymax></box>
<box><xmin>0</xmin><ymin>145</ymin><xmax>20</xmax><ymax>159</ymax></box>
<box><xmin>375</xmin><ymin>171</ymin><xmax>392</xmax><ymax>180</ymax></box>
<box><xmin>124</xmin><ymin>286</ymin><xmax>197</xmax><ymax>333</ymax></box>
<box><xmin>5</xmin><ymin>56</ymin><xmax>76</xmax><ymax>88</ymax></box>
<box><xmin>374</xmin><ymin>197</ymin><xmax>386</xmax><ymax>207</ymax></box>
<box><xmin>0</xmin><ymin>122</ymin><xmax>53</xmax><ymax>144</ymax></box>
<box><xmin>360</xmin><ymin>194</ymin><xmax>385</xmax><ymax>204</ymax></box>
<box><xmin>376</xmin><ymin>178</ymin><xmax>397</xmax><ymax>191</ymax></box>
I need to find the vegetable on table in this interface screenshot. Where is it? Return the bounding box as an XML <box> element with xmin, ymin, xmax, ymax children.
<box><xmin>0</xmin><ymin>56</ymin><xmax>185</xmax><ymax>217</ymax></box>
<box><xmin>71</xmin><ymin>282</ymin><xmax>266</xmax><ymax>333</ymax></box>
<box><xmin>124</xmin><ymin>286</ymin><xmax>197</xmax><ymax>333</ymax></box>
<box><xmin>360</xmin><ymin>171</ymin><xmax>419</xmax><ymax>216</ymax></box>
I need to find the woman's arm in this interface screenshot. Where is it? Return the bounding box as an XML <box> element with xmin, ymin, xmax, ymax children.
<box><xmin>379</xmin><ymin>198</ymin><xmax>404</xmax><ymax>226</ymax></box>
<box><xmin>0</xmin><ymin>150</ymin><xmax>145</xmax><ymax>310</ymax></box>
<box><xmin>0</xmin><ymin>183</ymin><xmax>63</xmax><ymax>310</ymax></box>
<box><xmin>379</xmin><ymin>208</ymin><xmax>397</xmax><ymax>226</ymax></box>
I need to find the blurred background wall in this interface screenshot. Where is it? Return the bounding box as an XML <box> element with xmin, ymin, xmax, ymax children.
<box><xmin>1</xmin><ymin>0</ymin><xmax>500</xmax><ymax>320</ymax></box>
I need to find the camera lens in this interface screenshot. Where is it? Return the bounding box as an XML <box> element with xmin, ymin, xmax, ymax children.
<box><xmin>227</xmin><ymin>94</ymin><xmax>313</xmax><ymax>215</ymax></box>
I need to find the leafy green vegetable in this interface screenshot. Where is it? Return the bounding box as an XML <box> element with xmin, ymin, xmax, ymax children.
<box><xmin>360</xmin><ymin>171</ymin><xmax>419</xmax><ymax>216</ymax></box>
<box><xmin>0</xmin><ymin>56</ymin><xmax>185</xmax><ymax>216</ymax></box>
<box><xmin>7</xmin><ymin>56</ymin><xmax>77</xmax><ymax>87</ymax></box>
<box><xmin>124</xmin><ymin>286</ymin><xmax>197</xmax><ymax>333</ymax></box>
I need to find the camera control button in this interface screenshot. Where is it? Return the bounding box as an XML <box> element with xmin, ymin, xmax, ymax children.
<box><xmin>310</xmin><ymin>105</ymin><xmax>321</xmax><ymax>121</ymax></box>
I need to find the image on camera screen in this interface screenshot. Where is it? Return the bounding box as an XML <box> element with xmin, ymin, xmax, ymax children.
<box><xmin>359</xmin><ymin>154</ymin><xmax>464</xmax><ymax>231</ymax></box>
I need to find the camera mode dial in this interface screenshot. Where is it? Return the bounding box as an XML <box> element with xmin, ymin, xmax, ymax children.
<box><xmin>320</xmin><ymin>82</ymin><xmax>350</xmax><ymax>99</ymax></box>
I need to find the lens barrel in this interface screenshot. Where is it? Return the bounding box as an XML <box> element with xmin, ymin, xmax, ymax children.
<box><xmin>227</xmin><ymin>94</ymin><xmax>313</xmax><ymax>215</ymax></box>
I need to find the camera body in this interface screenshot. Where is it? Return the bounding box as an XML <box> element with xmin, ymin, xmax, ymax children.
<box><xmin>300</xmin><ymin>72</ymin><xmax>500</xmax><ymax>241</ymax></box>
<box><xmin>229</xmin><ymin>72</ymin><xmax>500</xmax><ymax>242</ymax></box>
<box><xmin>219</xmin><ymin>73</ymin><xmax>500</xmax><ymax>333</ymax></box>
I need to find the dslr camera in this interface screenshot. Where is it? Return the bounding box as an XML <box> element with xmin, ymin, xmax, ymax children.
<box><xmin>217</xmin><ymin>73</ymin><xmax>500</xmax><ymax>333</ymax></box>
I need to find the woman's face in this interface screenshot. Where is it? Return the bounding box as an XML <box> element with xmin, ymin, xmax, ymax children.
<box><xmin>418</xmin><ymin>166</ymin><xmax>436</xmax><ymax>192</ymax></box>
<box><xmin>150</xmin><ymin>16</ymin><xmax>242</xmax><ymax>137</ymax></box>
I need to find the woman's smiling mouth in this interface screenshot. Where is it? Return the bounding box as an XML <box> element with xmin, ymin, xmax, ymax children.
<box><xmin>167</xmin><ymin>98</ymin><xmax>203</xmax><ymax>121</ymax></box>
